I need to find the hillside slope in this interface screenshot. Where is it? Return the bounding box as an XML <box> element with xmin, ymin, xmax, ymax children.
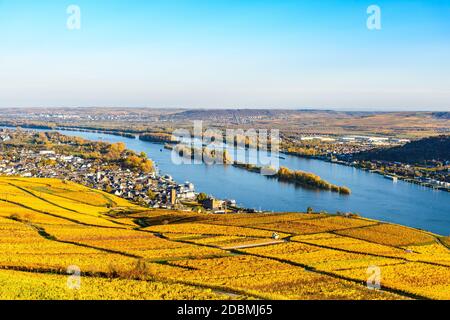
<box><xmin>355</xmin><ymin>135</ymin><xmax>450</xmax><ymax>164</ymax></box>
<box><xmin>0</xmin><ymin>177</ymin><xmax>448</xmax><ymax>300</ymax></box>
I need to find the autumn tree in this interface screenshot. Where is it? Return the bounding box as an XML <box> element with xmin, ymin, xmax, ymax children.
<box><xmin>147</xmin><ymin>190</ymin><xmax>156</xmax><ymax>200</ymax></box>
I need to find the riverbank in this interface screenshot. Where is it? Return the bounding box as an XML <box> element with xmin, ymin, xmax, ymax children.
<box><xmin>232</xmin><ymin>163</ymin><xmax>351</xmax><ymax>195</ymax></box>
<box><xmin>283</xmin><ymin>151</ymin><xmax>450</xmax><ymax>193</ymax></box>
<box><xmin>0</xmin><ymin>127</ymin><xmax>257</xmax><ymax>214</ymax></box>
<box><xmin>2</xmin><ymin>125</ymin><xmax>449</xmax><ymax>235</ymax></box>
<box><xmin>4</xmin><ymin>122</ymin><xmax>445</xmax><ymax>191</ymax></box>
<box><xmin>2</xmin><ymin>122</ymin><xmax>448</xmax><ymax>192</ymax></box>
<box><xmin>165</xmin><ymin>142</ymin><xmax>351</xmax><ymax>195</ymax></box>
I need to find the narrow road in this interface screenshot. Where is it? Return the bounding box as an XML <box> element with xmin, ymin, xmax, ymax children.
<box><xmin>222</xmin><ymin>240</ymin><xmax>286</xmax><ymax>250</ymax></box>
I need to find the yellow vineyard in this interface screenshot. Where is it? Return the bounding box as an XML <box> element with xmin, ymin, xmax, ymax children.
<box><xmin>0</xmin><ymin>177</ymin><xmax>448</xmax><ymax>300</ymax></box>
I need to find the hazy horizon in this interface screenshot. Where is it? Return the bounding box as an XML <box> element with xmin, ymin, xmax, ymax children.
<box><xmin>1</xmin><ymin>0</ymin><xmax>449</xmax><ymax>110</ymax></box>
<box><xmin>0</xmin><ymin>105</ymin><xmax>449</xmax><ymax>112</ymax></box>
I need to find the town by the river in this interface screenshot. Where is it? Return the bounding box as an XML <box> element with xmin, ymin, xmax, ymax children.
<box><xmin>7</xmin><ymin>127</ymin><xmax>450</xmax><ymax>236</ymax></box>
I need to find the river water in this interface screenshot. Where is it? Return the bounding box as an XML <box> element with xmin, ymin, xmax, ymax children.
<box><xmin>5</xmin><ymin>127</ymin><xmax>450</xmax><ymax>235</ymax></box>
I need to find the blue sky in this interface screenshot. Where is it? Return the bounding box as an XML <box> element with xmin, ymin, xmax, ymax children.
<box><xmin>0</xmin><ymin>0</ymin><xmax>449</xmax><ymax>110</ymax></box>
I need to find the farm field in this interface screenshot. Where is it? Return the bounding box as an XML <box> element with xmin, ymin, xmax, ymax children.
<box><xmin>0</xmin><ymin>177</ymin><xmax>448</xmax><ymax>300</ymax></box>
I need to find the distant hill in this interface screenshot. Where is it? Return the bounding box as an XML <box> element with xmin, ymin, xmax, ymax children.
<box><xmin>354</xmin><ymin>135</ymin><xmax>450</xmax><ymax>163</ymax></box>
<box><xmin>160</xmin><ymin>109</ymin><xmax>290</xmax><ymax>121</ymax></box>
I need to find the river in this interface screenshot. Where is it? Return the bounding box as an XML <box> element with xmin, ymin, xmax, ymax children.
<box><xmin>5</xmin><ymin>127</ymin><xmax>450</xmax><ymax>235</ymax></box>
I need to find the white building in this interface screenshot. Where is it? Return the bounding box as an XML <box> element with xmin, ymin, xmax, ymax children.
<box><xmin>39</xmin><ymin>150</ymin><xmax>56</xmax><ymax>156</ymax></box>
<box><xmin>0</xmin><ymin>135</ymin><xmax>11</xmax><ymax>142</ymax></box>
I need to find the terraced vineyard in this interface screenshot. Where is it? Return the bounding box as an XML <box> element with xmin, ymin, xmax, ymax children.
<box><xmin>0</xmin><ymin>177</ymin><xmax>448</xmax><ymax>300</ymax></box>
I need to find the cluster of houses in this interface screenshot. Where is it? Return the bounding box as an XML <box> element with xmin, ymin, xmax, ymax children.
<box><xmin>339</xmin><ymin>136</ymin><xmax>410</xmax><ymax>146</ymax></box>
<box><xmin>299</xmin><ymin>135</ymin><xmax>410</xmax><ymax>146</ymax></box>
<box><xmin>294</xmin><ymin>135</ymin><xmax>412</xmax><ymax>157</ymax></box>
<box><xmin>416</xmin><ymin>176</ymin><xmax>450</xmax><ymax>190</ymax></box>
<box><xmin>0</xmin><ymin>128</ymin><xmax>249</xmax><ymax>213</ymax></box>
<box><xmin>0</xmin><ymin>147</ymin><xmax>203</xmax><ymax>209</ymax></box>
<box><xmin>201</xmin><ymin>197</ymin><xmax>237</xmax><ymax>213</ymax></box>
<box><xmin>341</xmin><ymin>159</ymin><xmax>450</xmax><ymax>192</ymax></box>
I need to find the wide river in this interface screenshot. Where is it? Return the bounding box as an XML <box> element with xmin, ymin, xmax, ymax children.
<box><xmin>8</xmin><ymin>127</ymin><xmax>450</xmax><ymax>235</ymax></box>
